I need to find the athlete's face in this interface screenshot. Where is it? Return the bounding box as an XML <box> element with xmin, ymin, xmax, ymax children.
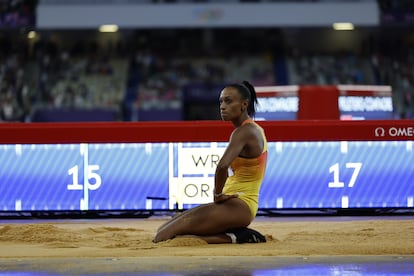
<box><xmin>219</xmin><ymin>87</ymin><xmax>248</xmax><ymax>121</ymax></box>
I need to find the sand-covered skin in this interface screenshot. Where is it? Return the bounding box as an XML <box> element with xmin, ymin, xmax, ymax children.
<box><xmin>0</xmin><ymin>217</ymin><xmax>413</xmax><ymax>258</ymax></box>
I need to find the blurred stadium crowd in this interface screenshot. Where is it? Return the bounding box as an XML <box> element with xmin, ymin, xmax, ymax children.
<box><xmin>0</xmin><ymin>1</ymin><xmax>414</xmax><ymax>122</ymax></box>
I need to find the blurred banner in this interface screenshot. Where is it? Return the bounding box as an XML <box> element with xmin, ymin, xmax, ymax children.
<box><xmin>257</xmin><ymin>84</ymin><xmax>393</xmax><ymax>121</ymax></box>
<box><xmin>28</xmin><ymin>85</ymin><xmax>394</xmax><ymax>122</ymax></box>
<box><xmin>255</xmin><ymin>85</ymin><xmax>298</xmax><ymax>120</ymax></box>
<box><xmin>37</xmin><ymin>1</ymin><xmax>379</xmax><ymax>28</ymax></box>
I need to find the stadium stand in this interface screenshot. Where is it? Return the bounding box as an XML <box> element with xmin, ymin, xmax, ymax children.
<box><xmin>0</xmin><ymin>0</ymin><xmax>413</xmax><ymax>121</ymax></box>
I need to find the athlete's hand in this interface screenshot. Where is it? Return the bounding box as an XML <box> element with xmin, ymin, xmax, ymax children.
<box><xmin>214</xmin><ymin>193</ymin><xmax>238</xmax><ymax>203</ymax></box>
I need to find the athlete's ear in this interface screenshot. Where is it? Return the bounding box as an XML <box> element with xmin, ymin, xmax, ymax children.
<box><xmin>241</xmin><ymin>100</ymin><xmax>248</xmax><ymax>111</ymax></box>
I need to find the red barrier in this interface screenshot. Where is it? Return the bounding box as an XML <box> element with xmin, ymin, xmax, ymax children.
<box><xmin>297</xmin><ymin>85</ymin><xmax>340</xmax><ymax>120</ymax></box>
<box><xmin>0</xmin><ymin>120</ymin><xmax>413</xmax><ymax>144</ymax></box>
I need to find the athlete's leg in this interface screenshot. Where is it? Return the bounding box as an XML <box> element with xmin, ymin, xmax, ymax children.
<box><xmin>174</xmin><ymin>228</ymin><xmax>267</xmax><ymax>244</ymax></box>
<box><xmin>175</xmin><ymin>234</ymin><xmax>232</xmax><ymax>244</ymax></box>
<box><xmin>156</xmin><ymin>204</ymin><xmax>204</xmax><ymax>233</ymax></box>
<box><xmin>153</xmin><ymin>198</ymin><xmax>252</xmax><ymax>243</ymax></box>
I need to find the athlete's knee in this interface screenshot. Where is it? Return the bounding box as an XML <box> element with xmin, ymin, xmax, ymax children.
<box><xmin>153</xmin><ymin>230</ymin><xmax>169</xmax><ymax>243</ymax></box>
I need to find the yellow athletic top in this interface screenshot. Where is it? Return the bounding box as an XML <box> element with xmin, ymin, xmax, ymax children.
<box><xmin>222</xmin><ymin>119</ymin><xmax>268</xmax><ymax>218</ymax></box>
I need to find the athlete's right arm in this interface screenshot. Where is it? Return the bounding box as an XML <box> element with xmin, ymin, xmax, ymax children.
<box><xmin>214</xmin><ymin>127</ymin><xmax>248</xmax><ymax>200</ymax></box>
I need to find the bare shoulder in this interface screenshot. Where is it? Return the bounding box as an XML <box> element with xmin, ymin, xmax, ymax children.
<box><xmin>235</xmin><ymin>122</ymin><xmax>265</xmax><ymax>156</ymax></box>
<box><xmin>230</xmin><ymin>121</ymin><xmax>263</xmax><ymax>143</ymax></box>
<box><xmin>232</xmin><ymin>122</ymin><xmax>255</xmax><ymax>137</ymax></box>
<box><xmin>242</xmin><ymin>121</ymin><xmax>264</xmax><ymax>138</ymax></box>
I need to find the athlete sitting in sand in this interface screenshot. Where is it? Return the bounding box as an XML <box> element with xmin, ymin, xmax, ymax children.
<box><xmin>153</xmin><ymin>81</ymin><xmax>267</xmax><ymax>244</ymax></box>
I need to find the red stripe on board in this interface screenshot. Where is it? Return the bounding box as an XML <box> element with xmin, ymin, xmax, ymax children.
<box><xmin>0</xmin><ymin>120</ymin><xmax>413</xmax><ymax>144</ymax></box>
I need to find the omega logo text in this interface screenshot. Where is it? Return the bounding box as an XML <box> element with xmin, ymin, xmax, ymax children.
<box><xmin>375</xmin><ymin>127</ymin><xmax>385</xmax><ymax>137</ymax></box>
<box><xmin>375</xmin><ymin>127</ymin><xmax>414</xmax><ymax>137</ymax></box>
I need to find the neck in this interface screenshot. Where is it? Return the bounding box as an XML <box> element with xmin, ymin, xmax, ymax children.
<box><xmin>232</xmin><ymin>115</ymin><xmax>251</xmax><ymax>128</ymax></box>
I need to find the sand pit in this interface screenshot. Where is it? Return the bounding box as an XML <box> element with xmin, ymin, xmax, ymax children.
<box><xmin>0</xmin><ymin>216</ymin><xmax>413</xmax><ymax>259</ymax></box>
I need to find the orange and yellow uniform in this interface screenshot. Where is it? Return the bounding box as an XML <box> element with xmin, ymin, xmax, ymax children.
<box><xmin>222</xmin><ymin>119</ymin><xmax>268</xmax><ymax>218</ymax></box>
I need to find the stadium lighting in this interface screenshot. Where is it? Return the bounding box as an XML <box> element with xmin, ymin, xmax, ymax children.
<box><xmin>332</xmin><ymin>22</ymin><xmax>354</xmax><ymax>31</ymax></box>
<box><xmin>99</xmin><ymin>24</ymin><xmax>119</xmax><ymax>32</ymax></box>
<box><xmin>27</xmin><ymin>31</ymin><xmax>37</xmax><ymax>39</ymax></box>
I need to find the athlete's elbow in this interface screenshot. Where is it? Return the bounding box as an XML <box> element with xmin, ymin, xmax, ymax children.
<box><xmin>215</xmin><ymin>163</ymin><xmax>228</xmax><ymax>173</ymax></box>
